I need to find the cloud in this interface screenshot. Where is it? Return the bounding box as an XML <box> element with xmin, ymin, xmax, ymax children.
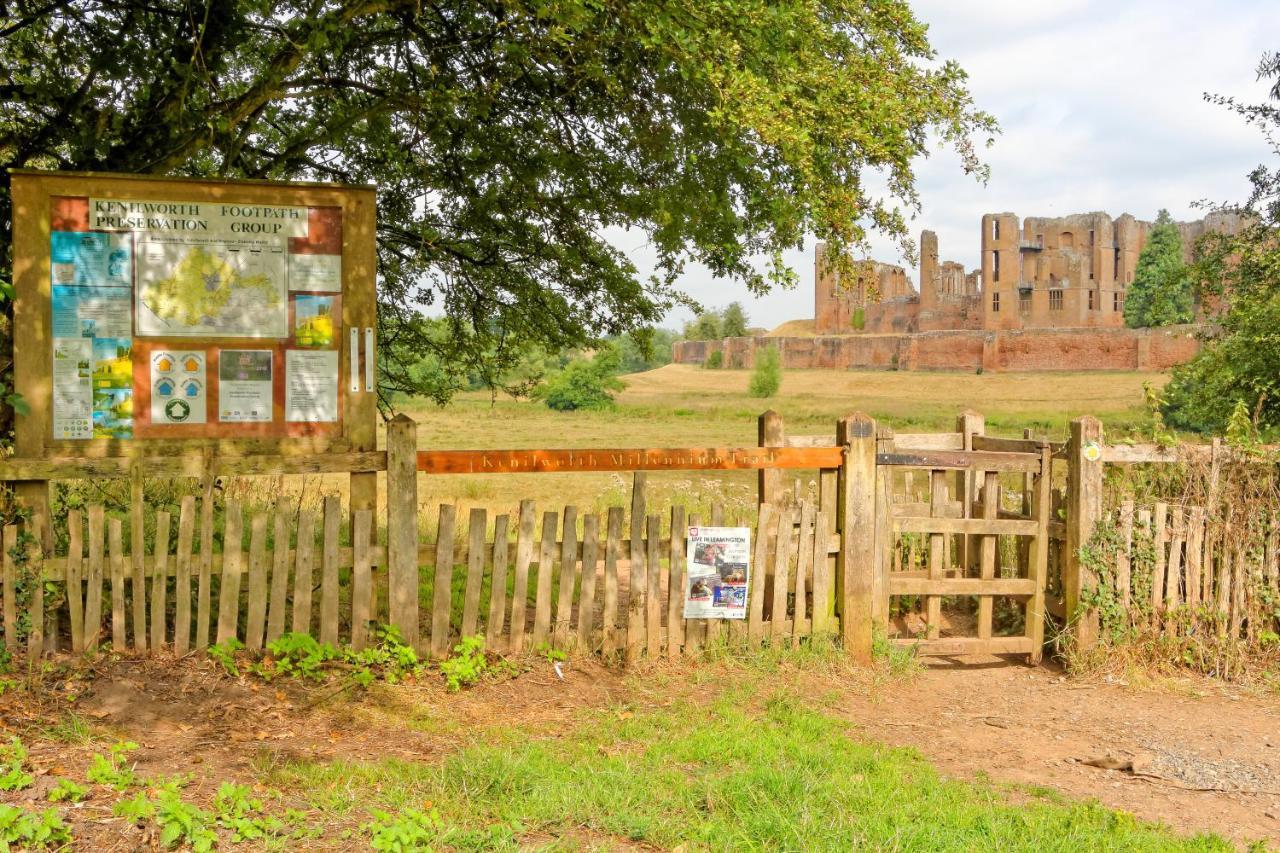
<box><xmin>656</xmin><ymin>0</ymin><xmax>1279</xmax><ymax>330</ymax></box>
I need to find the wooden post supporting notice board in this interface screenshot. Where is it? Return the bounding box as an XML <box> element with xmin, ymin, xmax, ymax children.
<box><xmin>1065</xmin><ymin>416</ymin><xmax>1104</xmax><ymax>651</ymax></box>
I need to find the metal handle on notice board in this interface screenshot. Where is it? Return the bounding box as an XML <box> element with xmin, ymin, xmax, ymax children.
<box><xmin>364</xmin><ymin>328</ymin><xmax>375</xmax><ymax>392</ymax></box>
<box><xmin>349</xmin><ymin>327</ymin><xmax>360</xmax><ymax>394</ymax></box>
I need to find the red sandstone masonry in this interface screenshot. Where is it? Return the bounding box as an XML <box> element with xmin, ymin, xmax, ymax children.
<box><xmin>671</xmin><ymin>326</ymin><xmax>1204</xmax><ymax>372</ymax></box>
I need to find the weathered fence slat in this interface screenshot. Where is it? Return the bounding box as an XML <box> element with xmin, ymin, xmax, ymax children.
<box><xmin>578</xmin><ymin>514</ymin><xmax>600</xmax><ymax>652</ymax></box>
<box><xmin>794</xmin><ymin>501</ymin><xmax>814</xmax><ymax>646</ymax></box>
<box><xmin>811</xmin><ymin>509</ymin><xmax>832</xmax><ymax>635</ymax></box>
<box><xmin>151</xmin><ymin>511</ymin><xmax>171</xmax><ymax>651</ymax></box>
<box><xmin>174</xmin><ymin>497</ymin><xmax>195</xmax><ymax>655</ymax></box>
<box><xmin>926</xmin><ymin>470</ymin><xmax>946</xmax><ymax>640</ymax></box>
<box><xmin>130</xmin><ymin>470</ymin><xmax>146</xmax><ymax>652</ymax></box>
<box><xmin>462</xmin><ymin>508</ymin><xmax>487</xmax><ymax>639</ymax></box>
<box><xmin>1152</xmin><ymin>503</ymin><xmax>1168</xmax><ymax>618</ymax></box>
<box><xmin>747</xmin><ymin>504</ymin><xmax>773</xmax><ymax>645</ymax></box>
<box><xmin>245</xmin><ymin>512</ymin><xmax>269</xmax><ymax>651</ymax></box>
<box><xmin>666</xmin><ymin>506</ymin><xmax>686</xmax><ymax>658</ymax></box>
<box><xmin>196</xmin><ymin>477</ymin><xmax>215</xmax><ymax>650</ymax></box>
<box><xmin>555</xmin><ymin>507</ymin><xmax>579</xmax><ymax>650</ymax></box>
<box><xmin>350</xmin><ymin>510</ymin><xmax>374</xmax><ymax>651</ymax></box>
<box><xmin>431</xmin><ymin>504</ymin><xmax>457</xmax><ymax>657</ymax></box>
<box><xmin>646</xmin><ymin>514</ymin><xmax>662</xmax><ymax>658</ymax></box>
<box><xmin>319</xmin><ymin>496</ymin><xmax>341</xmax><ymax>648</ymax></box>
<box><xmin>66</xmin><ymin>511</ymin><xmax>84</xmax><ymax>653</ymax></box>
<box><xmin>532</xmin><ymin>511</ymin><xmax>558</xmax><ymax>648</ymax></box>
<box><xmin>292</xmin><ymin>510</ymin><xmax>316</xmax><ymax>636</ymax></box>
<box><xmin>109</xmin><ymin>518</ymin><xmax>126</xmax><ymax>649</ymax></box>
<box><xmin>216</xmin><ymin>502</ymin><xmax>243</xmax><ymax>645</ymax></box>
<box><xmin>626</xmin><ymin>475</ymin><xmax>646</xmax><ymax>663</ymax></box>
<box><xmin>485</xmin><ymin>514</ymin><xmax>511</xmax><ymax>650</ymax></box>
<box><xmin>509</xmin><ymin>500</ymin><xmax>536</xmax><ymax>653</ymax></box>
<box><xmin>2</xmin><ymin>527</ymin><xmax>16</xmax><ymax>653</ymax></box>
<box><xmin>26</xmin><ymin>524</ymin><xmax>43</xmax><ymax>660</ymax></box>
<box><xmin>266</xmin><ymin>501</ymin><xmax>291</xmax><ymax>645</ymax></box>
<box><xmin>770</xmin><ymin>507</ymin><xmax>795</xmax><ymax>644</ymax></box>
<box><xmin>602</xmin><ymin>507</ymin><xmax>622</xmax><ymax>658</ymax></box>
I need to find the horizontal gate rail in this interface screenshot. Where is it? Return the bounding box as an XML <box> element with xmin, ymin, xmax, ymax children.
<box><xmin>889</xmin><ymin>577</ymin><xmax>1037</xmax><ymax>597</ymax></box>
<box><xmin>417</xmin><ymin>446</ymin><xmax>843</xmax><ymax>474</ymax></box>
<box><xmin>894</xmin><ymin>517</ymin><xmax>1040</xmax><ymax>537</ymax></box>
<box><xmin>877</xmin><ymin>449</ymin><xmax>1042</xmax><ymax>473</ymax></box>
<box><xmin>0</xmin><ymin>452</ymin><xmax>387</xmax><ymax>480</ymax></box>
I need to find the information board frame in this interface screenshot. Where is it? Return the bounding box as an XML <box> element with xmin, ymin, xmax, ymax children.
<box><xmin>9</xmin><ymin>170</ymin><xmax>379</xmax><ymax>530</ymax></box>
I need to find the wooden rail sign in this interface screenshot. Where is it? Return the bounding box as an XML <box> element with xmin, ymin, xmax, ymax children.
<box><xmin>9</xmin><ymin>171</ymin><xmax>379</xmax><ymax>526</ymax></box>
<box><xmin>416</xmin><ymin>446</ymin><xmax>844</xmax><ymax>474</ymax></box>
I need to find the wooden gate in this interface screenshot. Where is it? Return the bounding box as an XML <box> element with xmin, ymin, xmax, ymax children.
<box><xmin>873</xmin><ymin>427</ymin><xmax>1055</xmax><ymax>662</ymax></box>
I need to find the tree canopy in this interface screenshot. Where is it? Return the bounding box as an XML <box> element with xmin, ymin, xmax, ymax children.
<box><xmin>1</xmin><ymin>0</ymin><xmax>994</xmax><ymax>404</ymax></box>
<box><xmin>1123</xmin><ymin>210</ymin><xmax>1193</xmax><ymax>328</ymax></box>
<box><xmin>1161</xmin><ymin>52</ymin><xmax>1280</xmax><ymax>435</ymax></box>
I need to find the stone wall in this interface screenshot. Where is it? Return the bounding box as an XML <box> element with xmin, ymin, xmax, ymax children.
<box><xmin>671</xmin><ymin>326</ymin><xmax>1204</xmax><ymax>373</ymax></box>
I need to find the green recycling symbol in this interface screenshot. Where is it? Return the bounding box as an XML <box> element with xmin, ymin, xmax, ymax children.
<box><xmin>164</xmin><ymin>399</ymin><xmax>191</xmax><ymax>423</ymax></box>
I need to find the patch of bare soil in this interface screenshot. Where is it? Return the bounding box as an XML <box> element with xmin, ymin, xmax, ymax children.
<box><xmin>840</xmin><ymin>658</ymin><xmax>1280</xmax><ymax>846</ymax></box>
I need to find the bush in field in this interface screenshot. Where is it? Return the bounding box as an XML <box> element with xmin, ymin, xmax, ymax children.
<box><xmin>536</xmin><ymin>347</ymin><xmax>624</xmax><ymax>411</ymax></box>
<box><xmin>748</xmin><ymin>346</ymin><xmax>782</xmax><ymax>398</ymax></box>
<box><xmin>704</xmin><ymin>351</ymin><xmax>724</xmax><ymax>369</ymax></box>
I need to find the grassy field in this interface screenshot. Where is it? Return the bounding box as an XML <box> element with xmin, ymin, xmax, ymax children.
<box><xmin>397</xmin><ymin>364</ymin><xmax>1167</xmax><ymax>523</ymax></box>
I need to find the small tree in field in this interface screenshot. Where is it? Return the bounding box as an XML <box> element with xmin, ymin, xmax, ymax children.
<box><xmin>1124</xmin><ymin>210</ymin><xmax>1193</xmax><ymax>328</ymax></box>
<box><xmin>748</xmin><ymin>346</ymin><xmax>782</xmax><ymax>398</ymax></box>
<box><xmin>536</xmin><ymin>347</ymin><xmax>624</xmax><ymax>411</ymax></box>
<box><xmin>722</xmin><ymin>302</ymin><xmax>750</xmax><ymax>337</ymax></box>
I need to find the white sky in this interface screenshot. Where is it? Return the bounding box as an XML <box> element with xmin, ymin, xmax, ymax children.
<box><xmin>638</xmin><ymin>0</ymin><xmax>1280</xmax><ymax>330</ymax></box>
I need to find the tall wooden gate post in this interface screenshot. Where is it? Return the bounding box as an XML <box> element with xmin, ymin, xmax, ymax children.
<box><xmin>1065</xmin><ymin>416</ymin><xmax>1103</xmax><ymax>651</ymax></box>
<box><xmin>386</xmin><ymin>414</ymin><xmax>420</xmax><ymax>648</ymax></box>
<box><xmin>758</xmin><ymin>411</ymin><xmax>784</xmax><ymax>506</ymax></box>
<box><xmin>837</xmin><ymin>413</ymin><xmax>876</xmax><ymax>663</ymax></box>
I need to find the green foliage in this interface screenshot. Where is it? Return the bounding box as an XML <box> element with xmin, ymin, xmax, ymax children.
<box><xmin>611</xmin><ymin>328</ymin><xmax>679</xmax><ymax>374</ymax></box>
<box><xmin>85</xmin><ymin>741</ymin><xmax>139</xmax><ymax>790</ymax></box>
<box><xmin>439</xmin><ymin>636</ymin><xmax>489</xmax><ymax>692</ymax></box>
<box><xmin>0</xmin><ymin>738</ymin><xmax>32</xmax><ymax>792</ymax></box>
<box><xmin>1162</xmin><ymin>55</ymin><xmax>1280</xmax><ymax>434</ymax></box>
<box><xmin>721</xmin><ymin>302</ymin><xmax>750</xmax><ymax>337</ymax></box>
<box><xmin>1</xmin><ymin>0</ymin><xmax>994</xmax><ymax>408</ymax></box>
<box><xmin>365</xmin><ymin>808</ymin><xmax>443</xmax><ymax>852</ymax></box>
<box><xmin>0</xmin><ymin>804</ymin><xmax>70</xmax><ymax>850</ymax></box>
<box><xmin>254</xmin><ymin>626</ymin><xmax>422</xmax><ymax>688</ymax></box>
<box><xmin>46</xmin><ymin>778</ymin><xmax>86</xmax><ymax>804</ymax></box>
<box><xmin>215</xmin><ymin>782</ymin><xmax>288</xmax><ymax>842</ymax></box>
<box><xmin>748</xmin><ymin>346</ymin><xmax>782</xmax><ymax>398</ymax></box>
<box><xmin>703</xmin><ymin>350</ymin><xmax>724</xmax><ymax>369</ymax></box>
<box><xmin>1123</xmin><ymin>210</ymin><xmax>1194</xmax><ymax>328</ymax></box>
<box><xmin>261</xmin><ymin>633</ymin><xmax>341</xmax><ymax>682</ymax></box>
<box><xmin>535</xmin><ymin>347</ymin><xmax>625</xmax><ymax>412</ymax></box>
<box><xmin>682</xmin><ymin>310</ymin><xmax>724</xmax><ymax>341</ymax></box>
<box><xmin>850</xmin><ymin>307</ymin><xmax>866</xmax><ymax>330</ymax></box>
<box><xmin>208</xmin><ymin>637</ymin><xmax>245</xmax><ymax>677</ymax></box>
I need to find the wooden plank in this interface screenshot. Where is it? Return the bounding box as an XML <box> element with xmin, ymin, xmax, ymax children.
<box><xmin>578</xmin><ymin>514</ymin><xmax>600</xmax><ymax>652</ymax></box>
<box><xmin>532</xmin><ymin>511</ymin><xmax>558</xmax><ymax>648</ymax></box>
<box><xmin>196</xmin><ymin>474</ymin><xmax>215</xmax><ymax>650</ymax></box>
<box><xmin>266</xmin><ymin>500</ymin><xmax>291</xmax><ymax>645</ymax></box>
<box><xmin>626</xmin><ymin>474</ymin><xmax>646</xmax><ymax>663</ymax></box>
<box><xmin>150</xmin><ymin>511</ymin><xmax>171</xmax><ymax>652</ymax></box>
<box><xmin>683</xmin><ymin>514</ymin><xmax>705</xmax><ymax>654</ymax></box>
<box><xmin>889</xmin><ymin>577</ymin><xmax>1037</xmax><ymax>596</ymax></box>
<box><xmin>872</xmin><ymin>431</ymin><xmax>894</xmax><ymax>631</ymax></box>
<box><xmin>894</xmin><ymin>517</ymin><xmax>1040</xmax><ymax>537</ymax></box>
<box><xmin>1062</xmin><ymin>418</ymin><xmax>1103</xmax><ymax>654</ymax></box>
<box><xmin>129</xmin><ymin>466</ymin><xmax>146</xmax><ymax>652</ymax></box>
<box><xmin>416</xmin><ymin>446</ymin><xmax>843</xmax><ymax>474</ymax></box>
<box><xmin>839</xmin><ymin>414</ymin><xmax>877</xmax><ymax>661</ymax></box>
<box><xmin>216</xmin><ymin>502</ymin><xmax>244</xmax><ymax>645</ymax></box>
<box><xmin>1166</xmin><ymin>507</ymin><xmax>1186</xmax><ymax>612</ymax></box>
<box><xmin>1215</xmin><ymin>537</ymin><xmax>1231</xmax><ymax>618</ymax></box>
<box><xmin>811</xmin><ymin>509</ymin><xmax>832</xmax><ymax>635</ymax></box>
<box><xmin>485</xmin><ymin>515</ymin><xmax>511</xmax><ymax>650</ymax></box>
<box><xmin>926</xmin><ymin>470</ymin><xmax>946</xmax><ymax>640</ymax></box>
<box><xmin>109</xmin><ymin>518</ymin><xmax>126</xmax><ymax>649</ymax></box>
<box><xmin>350</xmin><ymin>510</ymin><xmax>374</xmax><ymax>651</ymax></box>
<box><xmin>1116</xmin><ymin>500</ymin><xmax>1134</xmax><ymax>612</ymax></box>
<box><xmin>665</xmin><ymin>506</ymin><xmax>686</xmax><ymax>657</ymax></box>
<box><xmin>0</xmin><ymin>451</ymin><xmax>388</xmax><ymax>481</ymax></box>
<box><xmin>1</xmin><ymin>527</ymin><xmax>15</xmax><ymax>652</ymax></box>
<box><xmin>892</xmin><ymin>432</ymin><xmax>965</xmax><ymax>451</ymax></box>
<box><xmin>758</xmin><ymin>410</ymin><xmax>784</xmax><ymax>506</ymax></box>
<box><xmin>645</xmin><ymin>514</ymin><xmax>662</xmax><ymax>658</ymax></box>
<box><xmin>319</xmin><ymin>497</ymin><xmax>342</xmax><ymax>648</ymax></box>
<box><xmin>461</xmin><ymin>508</ymin><xmax>488</xmax><ymax>639</ymax></box>
<box><xmin>786</xmin><ymin>434</ymin><xmax>837</xmax><ymax>448</ymax></box>
<box><xmin>25</xmin><ymin>520</ymin><xmax>43</xmax><ymax>660</ymax></box>
<box><xmin>877</xmin><ymin>449</ymin><xmax>1040</xmax><ymax>473</ymax></box>
<box><xmin>385</xmin><ymin>415</ymin><xmax>419</xmax><ymax>648</ymax></box>
<box><xmin>85</xmin><ymin>506</ymin><xmax>105</xmax><ymax>651</ymax></box>
<box><xmin>173</xmin><ymin>497</ymin><xmax>195</xmax><ymax>655</ymax></box>
<box><xmin>509</xmin><ymin>500</ymin><xmax>536</xmax><ymax>653</ymax></box>
<box><xmin>893</xmin><ymin>635</ymin><xmax>1034</xmax><ymax>656</ymax></box>
<box><xmin>747</xmin><ymin>503</ymin><xmax>774</xmax><ymax>646</ymax></box>
<box><xmin>1028</xmin><ymin>447</ymin><xmax>1052</xmax><ymax>664</ymax></box>
<box><xmin>1185</xmin><ymin>508</ymin><xmax>1204</xmax><ymax>612</ymax></box>
<box><xmin>66</xmin><ymin>510</ymin><xmax>85</xmax><ymax>654</ymax></box>
<box><xmin>430</xmin><ymin>504</ymin><xmax>457</xmax><ymax>657</ymax></box>
<box><xmin>977</xmin><ymin>471</ymin><xmax>998</xmax><ymax>641</ymax></box>
<box><xmin>1230</xmin><ymin>544</ymin><xmax>1245</xmax><ymax>636</ymax></box>
<box><xmin>244</xmin><ymin>513</ymin><xmax>269</xmax><ymax>651</ymax></box>
<box><xmin>1151</xmin><ymin>502</ymin><xmax>1168</xmax><ymax>617</ymax></box>
<box><xmin>971</xmin><ymin>435</ymin><xmax>1054</xmax><ymax>454</ymax></box>
<box><xmin>554</xmin><ymin>506</ymin><xmax>579</xmax><ymax>650</ymax></box>
<box><xmin>770</xmin><ymin>507</ymin><xmax>795</xmax><ymax>644</ymax></box>
<box><xmin>291</xmin><ymin>510</ymin><xmax>316</xmax><ymax>636</ymax></box>
<box><xmin>602</xmin><ymin>507</ymin><xmax>623</xmax><ymax>657</ymax></box>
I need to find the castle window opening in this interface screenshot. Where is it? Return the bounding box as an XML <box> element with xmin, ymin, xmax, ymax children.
<box><xmin>1019</xmin><ymin>290</ymin><xmax>1032</xmax><ymax>313</ymax></box>
<box><xmin>1114</xmin><ymin>248</ymin><xmax>1120</xmax><ymax>278</ymax></box>
<box><xmin>1089</xmin><ymin>229</ymin><xmax>1095</xmax><ymax>246</ymax></box>
<box><xmin>992</xmin><ymin>250</ymin><xmax>1000</xmax><ymax>282</ymax></box>
<box><xmin>992</xmin><ymin>219</ymin><xmax>1000</xmax><ymax>240</ymax></box>
<box><xmin>1114</xmin><ymin>292</ymin><xmax>1123</xmax><ymax>312</ymax></box>
<box><xmin>1049</xmin><ymin>290</ymin><xmax>1064</xmax><ymax>311</ymax></box>
<box><xmin>1088</xmin><ymin>290</ymin><xmax>1095</xmax><ymax>311</ymax></box>
<box><xmin>1060</xmin><ymin>232</ymin><xmax>1074</xmax><ymax>249</ymax></box>
<box><xmin>991</xmin><ymin>292</ymin><xmax>1000</xmax><ymax>313</ymax></box>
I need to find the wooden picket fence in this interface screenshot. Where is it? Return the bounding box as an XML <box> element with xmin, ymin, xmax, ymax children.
<box><xmin>0</xmin><ymin>473</ymin><xmax>840</xmax><ymax>661</ymax></box>
<box><xmin>1093</xmin><ymin>499</ymin><xmax>1280</xmax><ymax>638</ymax></box>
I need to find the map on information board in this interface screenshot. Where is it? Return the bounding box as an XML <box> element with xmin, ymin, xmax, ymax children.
<box><xmin>135</xmin><ymin>238</ymin><xmax>287</xmax><ymax>338</ymax></box>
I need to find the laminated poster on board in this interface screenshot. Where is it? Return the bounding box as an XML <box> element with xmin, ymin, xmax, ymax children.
<box><xmin>683</xmin><ymin>526</ymin><xmax>751</xmax><ymax>619</ymax></box>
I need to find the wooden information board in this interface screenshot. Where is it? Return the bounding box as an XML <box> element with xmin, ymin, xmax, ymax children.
<box><xmin>9</xmin><ymin>171</ymin><xmax>378</xmax><ymax>526</ymax></box>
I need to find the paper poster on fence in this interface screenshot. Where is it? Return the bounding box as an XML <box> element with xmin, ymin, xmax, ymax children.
<box><xmin>683</xmin><ymin>526</ymin><xmax>751</xmax><ymax>619</ymax></box>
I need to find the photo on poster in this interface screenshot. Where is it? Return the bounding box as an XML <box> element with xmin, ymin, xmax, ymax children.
<box><xmin>50</xmin><ymin>231</ymin><xmax>132</xmax><ymax>288</ymax></box>
<box><xmin>217</xmin><ymin>349</ymin><xmax>274</xmax><ymax>423</ymax></box>
<box><xmin>150</xmin><ymin>350</ymin><xmax>207</xmax><ymax>425</ymax></box>
<box><xmin>292</xmin><ymin>294</ymin><xmax>336</xmax><ymax>348</ymax></box>
<box><xmin>683</xmin><ymin>527</ymin><xmax>751</xmax><ymax>620</ymax></box>
<box><xmin>90</xmin><ymin>338</ymin><xmax>133</xmax><ymax>438</ymax></box>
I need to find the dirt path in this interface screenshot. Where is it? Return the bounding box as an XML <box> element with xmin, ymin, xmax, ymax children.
<box><xmin>840</xmin><ymin>658</ymin><xmax>1280</xmax><ymax>846</ymax></box>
